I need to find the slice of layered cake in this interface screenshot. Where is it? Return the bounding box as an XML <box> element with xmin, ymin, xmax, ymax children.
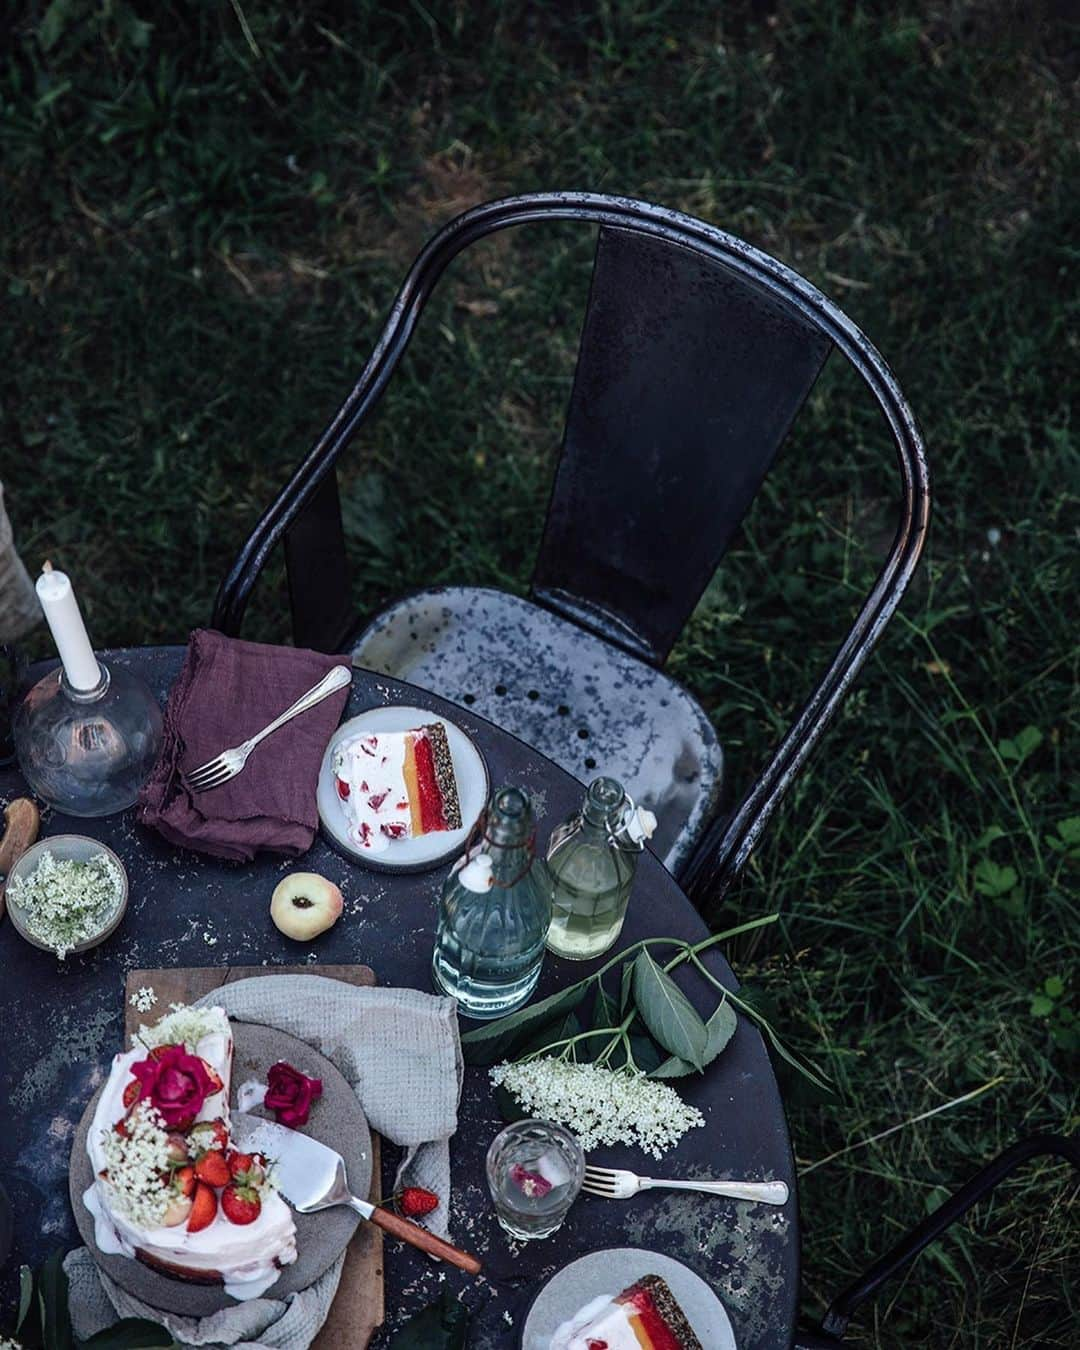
<box><xmin>550</xmin><ymin>1274</ymin><xmax>704</xmax><ymax>1350</ymax></box>
<box><xmin>83</xmin><ymin>1004</ymin><xmax>297</xmax><ymax>1301</ymax></box>
<box><xmin>333</xmin><ymin>723</ymin><xmax>462</xmax><ymax>853</ymax></box>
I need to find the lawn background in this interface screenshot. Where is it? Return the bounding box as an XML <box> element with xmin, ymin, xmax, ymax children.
<box><xmin>2</xmin><ymin>1</ymin><xmax>1077</xmax><ymax>1344</ymax></box>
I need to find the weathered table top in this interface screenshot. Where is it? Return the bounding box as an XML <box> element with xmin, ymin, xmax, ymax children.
<box><xmin>0</xmin><ymin>646</ymin><xmax>797</xmax><ymax>1348</ymax></box>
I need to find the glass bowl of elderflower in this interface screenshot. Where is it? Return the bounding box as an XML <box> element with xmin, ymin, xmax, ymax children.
<box><xmin>6</xmin><ymin>836</ymin><xmax>127</xmax><ymax>958</ymax></box>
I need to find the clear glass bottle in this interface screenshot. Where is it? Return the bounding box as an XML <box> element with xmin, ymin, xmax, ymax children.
<box><xmin>432</xmin><ymin>786</ymin><xmax>552</xmax><ymax>1019</ymax></box>
<box><xmin>545</xmin><ymin>777</ymin><xmax>654</xmax><ymax>960</ymax></box>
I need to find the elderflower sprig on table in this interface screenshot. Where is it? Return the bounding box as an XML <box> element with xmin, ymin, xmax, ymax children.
<box><xmin>491</xmin><ymin>1058</ymin><xmax>704</xmax><ymax>1159</ymax></box>
<box><xmin>466</xmin><ymin>913</ymin><xmax>828</xmax><ymax>1157</ymax></box>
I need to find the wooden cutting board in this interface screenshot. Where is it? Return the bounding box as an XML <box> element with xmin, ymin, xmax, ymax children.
<box><xmin>124</xmin><ymin>965</ymin><xmax>384</xmax><ymax>1349</ymax></box>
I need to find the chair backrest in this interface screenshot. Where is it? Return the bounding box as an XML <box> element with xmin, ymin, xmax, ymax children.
<box><xmin>532</xmin><ymin>224</ymin><xmax>830</xmax><ymax>663</ymax></box>
<box><xmin>212</xmin><ymin>193</ymin><xmax>929</xmax><ymax>902</ymax></box>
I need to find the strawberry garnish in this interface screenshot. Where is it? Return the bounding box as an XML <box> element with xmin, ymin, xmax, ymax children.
<box><xmin>397</xmin><ymin>1186</ymin><xmax>439</xmax><ymax>1218</ymax></box>
<box><xmin>226</xmin><ymin>1150</ymin><xmax>263</xmax><ymax>1181</ymax></box>
<box><xmin>380</xmin><ymin>822</ymin><xmax>407</xmax><ymax>839</ymax></box>
<box><xmin>200</xmin><ymin>1060</ymin><xmax>224</xmax><ymax>1094</ymax></box>
<box><xmin>367</xmin><ymin>790</ymin><xmax>388</xmax><ymax>811</ymax></box>
<box><xmin>122</xmin><ymin>1080</ymin><xmax>142</xmax><ymax>1109</ymax></box>
<box><xmin>174</xmin><ymin>1165</ymin><xmax>196</xmax><ymax>1198</ymax></box>
<box><xmin>189</xmin><ymin>1118</ymin><xmax>228</xmax><ymax>1151</ymax></box>
<box><xmin>194</xmin><ymin>1148</ymin><xmax>231</xmax><ymax>1187</ymax></box>
<box><xmin>336</xmin><ymin>778</ymin><xmax>350</xmax><ymax>800</ymax></box>
<box><xmin>221</xmin><ymin>1182</ymin><xmax>261</xmax><ymax>1225</ymax></box>
<box><xmin>187</xmin><ymin>1181</ymin><xmax>217</xmax><ymax>1232</ymax></box>
<box><xmin>148</xmin><ymin>1043</ymin><xmax>181</xmax><ymax>1062</ymax></box>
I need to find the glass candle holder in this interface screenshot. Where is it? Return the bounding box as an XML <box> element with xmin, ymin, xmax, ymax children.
<box><xmin>14</xmin><ymin>662</ymin><xmax>163</xmax><ymax>817</ymax></box>
<box><xmin>486</xmin><ymin>1118</ymin><xmax>584</xmax><ymax>1240</ymax></box>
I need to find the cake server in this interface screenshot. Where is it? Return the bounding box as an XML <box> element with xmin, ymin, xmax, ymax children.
<box><xmin>232</xmin><ymin>1114</ymin><xmax>482</xmax><ymax>1275</ymax></box>
<box><xmin>583</xmin><ymin>1163</ymin><xmax>788</xmax><ymax>1205</ymax></box>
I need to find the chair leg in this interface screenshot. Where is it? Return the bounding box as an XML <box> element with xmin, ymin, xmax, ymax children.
<box><xmin>806</xmin><ymin>1133</ymin><xmax>1078</xmax><ymax>1341</ymax></box>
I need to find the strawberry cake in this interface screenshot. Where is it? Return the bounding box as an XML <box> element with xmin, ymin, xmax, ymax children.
<box><xmin>550</xmin><ymin>1274</ymin><xmax>704</xmax><ymax>1349</ymax></box>
<box><xmin>83</xmin><ymin>1004</ymin><xmax>297</xmax><ymax>1300</ymax></box>
<box><xmin>332</xmin><ymin>723</ymin><xmax>462</xmax><ymax>854</ymax></box>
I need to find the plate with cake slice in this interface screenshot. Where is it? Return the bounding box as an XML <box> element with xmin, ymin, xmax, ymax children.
<box><xmin>317</xmin><ymin>705</ymin><xmax>488</xmax><ymax>871</ymax></box>
<box><xmin>521</xmin><ymin>1247</ymin><xmax>736</xmax><ymax>1349</ymax></box>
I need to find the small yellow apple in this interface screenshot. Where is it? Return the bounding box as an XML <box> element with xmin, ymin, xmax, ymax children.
<box><xmin>270</xmin><ymin>872</ymin><xmax>344</xmax><ymax>941</ymax></box>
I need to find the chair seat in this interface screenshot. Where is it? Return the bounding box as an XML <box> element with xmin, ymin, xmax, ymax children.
<box><xmin>351</xmin><ymin>587</ymin><xmax>723</xmax><ymax>874</ymax></box>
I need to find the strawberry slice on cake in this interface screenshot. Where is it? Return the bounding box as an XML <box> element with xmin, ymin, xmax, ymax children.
<box><xmin>333</xmin><ymin>723</ymin><xmax>462</xmax><ymax>853</ymax></box>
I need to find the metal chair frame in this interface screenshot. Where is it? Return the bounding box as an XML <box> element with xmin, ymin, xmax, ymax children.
<box><xmin>212</xmin><ymin>192</ymin><xmax>930</xmax><ymax>905</ymax></box>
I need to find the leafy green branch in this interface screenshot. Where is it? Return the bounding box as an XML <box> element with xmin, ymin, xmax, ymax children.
<box><xmin>4</xmin><ymin>1253</ymin><xmax>177</xmax><ymax>1350</ymax></box>
<box><xmin>461</xmin><ymin>914</ymin><xmax>829</xmax><ymax>1092</ymax></box>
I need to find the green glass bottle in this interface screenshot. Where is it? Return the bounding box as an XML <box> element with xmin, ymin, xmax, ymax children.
<box><xmin>545</xmin><ymin>777</ymin><xmax>655</xmax><ymax>960</ymax></box>
<box><xmin>432</xmin><ymin>786</ymin><xmax>553</xmax><ymax>1019</ymax></box>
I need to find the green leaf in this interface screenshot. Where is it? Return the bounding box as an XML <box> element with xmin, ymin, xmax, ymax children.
<box><xmin>582</xmin><ymin>986</ymin><xmax>618</xmax><ymax>1063</ymax></box>
<box><xmin>38</xmin><ymin>0</ymin><xmax>79</xmax><ymax>52</ymax></box>
<box><xmin>385</xmin><ymin>1289</ymin><xmax>469</xmax><ymax>1348</ymax></box>
<box><xmin>972</xmin><ymin>858</ymin><xmax>1018</xmax><ymax>897</ymax></box>
<box><xmin>973</xmin><ymin>825</ymin><xmax>1007</xmax><ymax>850</ymax></box>
<box><xmin>1044</xmin><ymin>975</ymin><xmax>1065</xmax><ymax>999</ymax></box>
<box><xmin>632</xmin><ymin>951</ymin><xmax>708</xmax><ymax>1070</ymax></box>
<box><xmin>620</xmin><ymin>960</ymin><xmax>635</xmax><ymax>1014</ymax></box>
<box><xmin>80</xmin><ymin>1319</ymin><xmax>179</xmax><ymax>1348</ymax></box>
<box><xmin>460</xmin><ymin>981</ymin><xmax>589</xmax><ymax>1066</ymax></box>
<box><xmin>495</xmin><ymin>1081</ymin><xmax>529</xmax><ymax>1124</ymax></box>
<box><xmin>38</xmin><ymin>1249</ymin><xmax>73</xmax><ymax>1350</ymax></box>
<box><xmin>1056</xmin><ymin>816</ymin><xmax>1080</xmax><ymax>845</ymax></box>
<box><xmin>1029</xmin><ymin>994</ymin><xmax>1055</xmax><ymax>1017</ymax></box>
<box><xmin>650</xmin><ymin>1000</ymin><xmax>737</xmax><ymax>1078</ymax></box>
<box><xmin>17</xmin><ymin>1265</ymin><xmax>33</xmax><ymax>1332</ymax></box>
<box><xmin>997</xmin><ymin>725</ymin><xmax>1042</xmax><ymax>763</ymax></box>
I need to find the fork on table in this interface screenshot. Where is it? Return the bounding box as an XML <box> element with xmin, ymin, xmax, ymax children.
<box><xmin>184</xmin><ymin>664</ymin><xmax>352</xmax><ymax>794</ymax></box>
<box><xmin>583</xmin><ymin>1164</ymin><xmax>789</xmax><ymax>1206</ymax></box>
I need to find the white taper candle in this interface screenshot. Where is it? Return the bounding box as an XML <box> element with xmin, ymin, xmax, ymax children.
<box><xmin>36</xmin><ymin>562</ymin><xmax>102</xmax><ymax>691</ymax></box>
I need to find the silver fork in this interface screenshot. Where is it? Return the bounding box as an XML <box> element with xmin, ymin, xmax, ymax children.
<box><xmin>583</xmin><ymin>1164</ymin><xmax>788</xmax><ymax>1206</ymax></box>
<box><xmin>184</xmin><ymin>664</ymin><xmax>352</xmax><ymax>793</ymax></box>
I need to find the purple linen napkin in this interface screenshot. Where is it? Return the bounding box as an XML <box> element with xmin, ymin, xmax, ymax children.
<box><xmin>137</xmin><ymin>629</ymin><xmax>351</xmax><ymax>861</ymax></box>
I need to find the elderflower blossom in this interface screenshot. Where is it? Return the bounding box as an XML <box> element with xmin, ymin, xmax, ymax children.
<box><xmin>98</xmin><ymin>1105</ymin><xmax>170</xmax><ymax>1228</ymax></box>
<box><xmin>8</xmin><ymin>850</ymin><xmax>123</xmax><ymax>959</ymax></box>
<box><xmin>134</xmin><ymin>1002</ymin><xmax>224</xmax><ymax>1053</ymax></box>
<box><xmin>490</xmin><ymin>1058</ymin><xmax>705</xmax><ymax>1160</ymax></box>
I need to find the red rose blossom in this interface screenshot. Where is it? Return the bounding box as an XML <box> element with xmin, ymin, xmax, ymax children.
<box><xmin>264</xmin><ymin>1060</ymin><xmax>323</xmax><ymax>1128</ymax></box>
<box><xmin>129</xmin><ymin>1044</ymin><xmax>215</xmax><ymax>1130</ymax></box>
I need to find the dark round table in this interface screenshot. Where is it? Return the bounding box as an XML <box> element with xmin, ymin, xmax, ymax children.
<box><xmin>0</xmin><ymin>647</ymin><xmax>798</xmax><ymax>1348</ymax></box>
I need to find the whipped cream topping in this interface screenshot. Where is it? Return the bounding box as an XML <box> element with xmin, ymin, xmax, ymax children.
<box><xmin>333</xmin><ymin>732</ymin><xmax>413</xmax><ymax>853</ymax></box>
<box><xmin>85</xmin><ymin>1011</ymin><xmax>297</xmax><ymax>1301</ymax></box>
<box><xmin>550</xmin><ymin>1294</ymin><xmax>644</xmax><ymax>1349</ymax></box>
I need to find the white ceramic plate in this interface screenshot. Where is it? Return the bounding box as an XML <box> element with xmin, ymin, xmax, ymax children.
<box><xmin>317</xmin><ymin>705</ymin><xmax>488</xmax><ymax>872</ymax></box>
<box><xmin>520</xmin><ymin>1247</ymin><xmax>736</xmax><ymax>1349</ymax></box>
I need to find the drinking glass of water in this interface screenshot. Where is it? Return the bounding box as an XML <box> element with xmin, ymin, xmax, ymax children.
<box><xmin>486</xmin><ymin>1118</ymin><xmax>584</xmax><ymax>1240</ymax></box>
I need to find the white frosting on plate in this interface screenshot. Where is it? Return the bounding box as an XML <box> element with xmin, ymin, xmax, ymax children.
<box><xmin>84</xmin><ymin>1010</ymin><xmax>297</xmax><ymax>1301</ymax></box>
<box><xmin>549</xmin><ymin>1294</ymin><xmax>644</xmax><ymax>1349</ymax></box>
<box><xmin>333</xmin><ymin>732</ymin><xmax>413</xmax><ymax>853</ymax></box>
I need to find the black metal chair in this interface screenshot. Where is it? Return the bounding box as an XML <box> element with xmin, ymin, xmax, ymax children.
<box><xmin>212</xmin><ymin>192</ymin><xmax>930</xmax><ymax>899</ymax></box>
<box><xmin>795</xmin><ymin>1133</ymin><xmax>1078</xmax><ymax>1346</ymax></box>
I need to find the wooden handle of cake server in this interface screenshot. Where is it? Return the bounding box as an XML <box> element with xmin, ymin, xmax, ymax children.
<box><xmin>0</xmin><ymin>798</ymin><xmax>40</xmax><ymax>921</ymax></box>
<box><xmin>363</xmin><ymin>1203</ymin><xmax>482</xmax><ymax>1275</ymax></box>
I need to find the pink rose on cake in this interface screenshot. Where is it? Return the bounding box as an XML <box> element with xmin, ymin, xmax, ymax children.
<box><xmin>130</xmin><ymin>1044</ymin><xmax>218</xmax><ymax>1130</ymax></box>
<box><xmin>264</xmin><ymin>1061</ymin><xmax>323</xmax><ymax>1128</ymax></box>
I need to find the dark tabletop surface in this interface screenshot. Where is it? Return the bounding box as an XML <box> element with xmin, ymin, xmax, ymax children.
<box><xmin>0</xmin><ymin>646</ymin><xmax>797</xmax><ymax>1348</ymax></box>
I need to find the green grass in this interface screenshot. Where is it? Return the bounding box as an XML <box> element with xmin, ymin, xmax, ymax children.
<box><xmin>2</xmin><ymin>1</ymin><xmax>1077</xmax><ymax>1343</ymax></box>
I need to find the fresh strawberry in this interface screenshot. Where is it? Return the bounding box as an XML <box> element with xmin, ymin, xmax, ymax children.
<box><xmin>380</xmin><ymin>822</ymin><xmax>407</xmax><ymax>839</ymax></box>
<box><xmin>221</xmin><ymin>1182</ymin><xmax>261</xmax><ymax>1225</ymax></box>
<box><xmin>397</xmin><ymin>1187</ymin><xmax>439</xmax><ymax>1218</ymax></box>
<box><xmin>174</xmin><ymin>1164</ymin><xmax>196</xmax><ymax>1198</ymax></box>
<box><xmin>113</xmin><ymin>1118</ymin><xmax>129</xmax><ymax>1139</ymax></box>
<box><xmin>164</xmin><ymin>1133</ymin><xmax>190</xmax><ymax>1164</ymax></box>
<box><xmin>149</xmin><ymin>1043</ymin><xmax>180</xmax><ymax>1062</ymax></box>
<box><xmin>200</xmin><ymin>1060</ymin><xmax>224</xmax><ymax>1094</ymax></box>
<box><xmin>187</xmin><ymin>1181</ymin><xmax>217</xmax><ymax>1232</ymax></box>
<box><xmin>336</xmin><ymin>778</ymin><xmax>350</xmax><ymax>800</ymax></box>
<box><xmin>226</xmin><ymin>1150</ymin><xmax>262</xmax><ymax>1180</ymax></box>
<box><xmin>194</xmin><ymin>1149</ymin><xmax>231</xmax><ymax>1187</ymax></box>
<box><xmin>189</xmin><ymin>1119</ymin><xmax>228</xmax><ymax>1151</ymax></box>
<box><xmin>122</xmin><ymin>1079</ymin><xmax>142</xmax><ymax>1109</ymax></box>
